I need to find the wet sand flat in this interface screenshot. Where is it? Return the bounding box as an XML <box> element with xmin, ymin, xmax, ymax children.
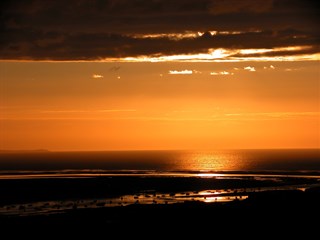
<box><xmin>1</xmin><ymin>175</ymin><xmax>320</xmax><ymax>236</ymax></box>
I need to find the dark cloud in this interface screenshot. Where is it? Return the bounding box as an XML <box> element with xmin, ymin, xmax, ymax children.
<box><xmin>209</xmin><ymin>0</ymin><xmax>274</xmax><ymax>14</ymax></box>
<box><xmin>0</xmin><ymin>0</ymin><xmax>319</xmax><ymax>60</ymax></box>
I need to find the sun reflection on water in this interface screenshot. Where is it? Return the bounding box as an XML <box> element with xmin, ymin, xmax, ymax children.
<box><xmin>197</xmin><ymin>173</ymin><xmax>225</xmax><ymax>178</ymax></box>
<box><xmin>198</xmin><ymin>190</ymin><xmax>220</xmax><ymax>196</ymax></box>
<box><xmin>178</xmin><ymin>150</ymin><xmax>246</xmax><ymax>171</ymax></box>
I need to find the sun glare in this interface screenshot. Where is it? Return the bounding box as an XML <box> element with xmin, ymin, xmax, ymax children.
<box><xmin>101</xmin><ymin>45</ymin><xmax>319</xmax><ymax>62</ymax></box>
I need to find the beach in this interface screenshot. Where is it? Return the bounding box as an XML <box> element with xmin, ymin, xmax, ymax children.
<box><xmin>1</xmin><ymin>173</ymin><xmax>320</xmax><ymax>232</ymax></box>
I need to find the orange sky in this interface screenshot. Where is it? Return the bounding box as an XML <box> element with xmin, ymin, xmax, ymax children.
<box><xmin>1</xmin><ymin>61</ymin><xmax>319</xmax><ymax>150</ymax></box>
<box><xmin>1</xmin><ymin>0</ymin><xmax>319</xmax><ymax>151</ymax></box>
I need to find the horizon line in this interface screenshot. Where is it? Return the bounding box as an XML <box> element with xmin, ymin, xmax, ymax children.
<box><xmin>1</xmin><ymin>147</ymin><xmax>319</xmax><ymax>153</ymax></box>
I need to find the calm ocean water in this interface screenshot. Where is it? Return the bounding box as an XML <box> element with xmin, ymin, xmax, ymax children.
<box><xmin>0</xmin><ymin>149</ymin><xmax>319</xmax><ymax>175</ymax></box>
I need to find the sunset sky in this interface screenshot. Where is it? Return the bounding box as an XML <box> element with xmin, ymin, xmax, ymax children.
<box><xmin>1</xmin><ymin>0</ymin><xmax>319</xmax><ymax>151</ymax></box>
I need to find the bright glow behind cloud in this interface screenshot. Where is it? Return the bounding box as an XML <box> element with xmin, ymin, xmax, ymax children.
<box><xmin>102</xmin><ymin>46</ymin><xmax>319</xmax><ymax>62</ymax></box>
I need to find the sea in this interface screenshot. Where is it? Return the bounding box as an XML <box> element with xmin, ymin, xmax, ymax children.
<box><xmin>0</xmin><ymin>149</ymin><xmax>319</xmax><ymax>216</ymax></box>
<box><xmin>0</xmin><ymin>148</ymin><xmax>319</xmax><ymax>178</ymax></box>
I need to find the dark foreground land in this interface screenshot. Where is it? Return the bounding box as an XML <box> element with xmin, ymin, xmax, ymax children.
<box><xmin>1</xmin><ymin>176</ymin><xmax>320</xmax><ymax>235</ymax></box>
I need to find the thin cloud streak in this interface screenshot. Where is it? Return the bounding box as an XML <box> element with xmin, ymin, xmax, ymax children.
<box><xmin>41</xmin><ymin>109</ymin><xmax>137</xmax><ymax>113</ymax></box>
<box><xmin>98</xmin><ymin>109</ymin><xmax>136</xmax><ymax>112</ymax></box>
<box><xmin>224</xmin><ymin>111</ymin><xmax>319</xmax><ymax>119</ymax></box>
<box><xmin>92</xmin><ymin>74</ymin><xmax>104</xmax><ymax>79</ymax></box>
<box><xmin>264</xmin><ymin>65</ymin><xmax>275</xmax><ymax>69</ymax></box>
<box><xmin>3</xmin><ymin>111</ymin><xmax>317</xmax><ymax>121</ymax></box>
<box><xmin>244</xmin><ymin>66</ymin><xmax>256</xmax><ymax>72</ymax></box>
<box><xmin>210</xmin><ymin>71</ymin><xmax>234</xmax><ymax>75</ymax></box>
<box><xmin>169</xmin><ymin>70</ymin><xmax>193</xmax><ymax>75</ymax></box>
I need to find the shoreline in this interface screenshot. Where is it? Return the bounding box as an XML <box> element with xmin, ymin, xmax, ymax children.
<box><xmin>1</xmin><ymin>187</ymin><xmax>320</xmax><ymax>230</ymax></box>
<box><xmin>1</xmin><ymin>173</ymin><xmax>320</xmax><ymax>235</ymax></box>
<box><xmin>1</xmin><ymin>169</ymin><xmax>320</xmax><ymax>179</ymax></box>
<box><xmin>1</xmin><ymin>174</ymin><xmax>319</xmax><ymax>216</ymax></box>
